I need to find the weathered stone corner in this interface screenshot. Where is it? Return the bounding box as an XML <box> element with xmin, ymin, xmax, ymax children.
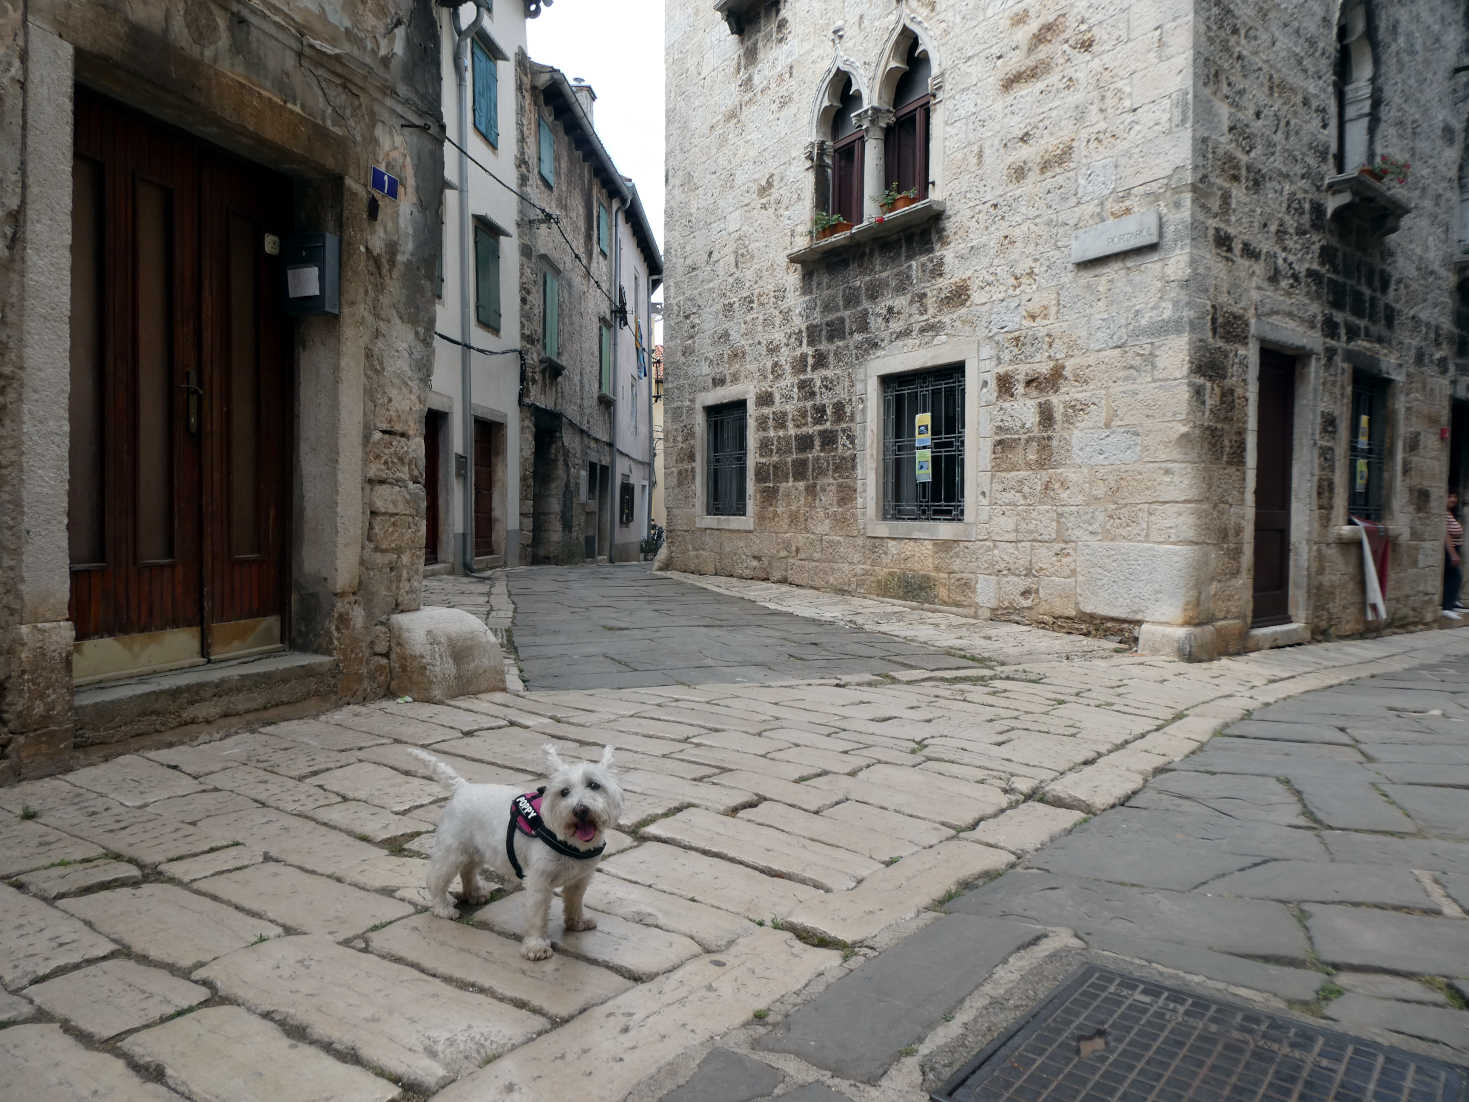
<box><xmin>388</xmin><ymin>607</ymin><xmax>505</xmax><ymax>703</ymax></box>
<box><xmin>1136</xmin><ymin>622</ymin><xmax>1220</xmax><ymax>663</ymax></box>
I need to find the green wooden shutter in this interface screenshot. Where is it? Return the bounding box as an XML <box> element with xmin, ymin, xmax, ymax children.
<box><xmin>474</xmin><ymin>224</ymin><xmax>500</xmax><ymax>330</ymax></box>
<box><xmin>597</xmin><ymin>203</ymin><xmax>609</xmax><ymax>254</ymax></box>
<box><xmin>543</xmin><ymin>272</ymin><xmax>559</xmax><ymax>359</ymax></box>
<box><xmin>539</xmin><ymin>119</ymin><xmax>555</xmax><ymax>186</ymax></box>
<box><xmin>600</xmin><ymin>323</ymin><xmax>612</xmax><ymax>394</ymax></box>
<box><xmin>471</xmin><ymin>42</ymin><xmax>498</xmax><ymax>145</ymax></box>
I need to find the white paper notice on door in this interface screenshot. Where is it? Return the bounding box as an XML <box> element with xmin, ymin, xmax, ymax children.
<box><xmin>287</xmin><ymin>265</ymin><xmax>320</xmax><ymax>299</ymax></box>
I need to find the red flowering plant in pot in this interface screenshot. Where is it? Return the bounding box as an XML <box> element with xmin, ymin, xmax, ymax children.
<box><xmin>1358</xmin><ymin>155</ymin><xmax>1410</xmax><ymax>185</ymax></box>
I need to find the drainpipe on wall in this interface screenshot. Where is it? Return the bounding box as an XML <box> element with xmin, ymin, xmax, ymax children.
<box><xmin>606</xmin><ymin>199</ymin><xmax>626</xmax><ymax>564</ymax></box>
<box><xmin>452</xmin><ymin>1</ymin><xmax>491</xmax><ymax>574</ymax></box>
<box><xmin>645</xmin><ymin>283</ymin><xmax>655</xmax><ymax>543</ymax></box>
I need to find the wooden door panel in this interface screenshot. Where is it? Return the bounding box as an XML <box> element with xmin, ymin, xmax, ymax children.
<box><xmin>474</xmin><ymin>420</ymin><xmax>495</xmax><ymax>557</ymax></box>
<box><xmin>1252</xmin><ymin>351</ymin><xmax>1295</xmax><ymax>628</ymax></box>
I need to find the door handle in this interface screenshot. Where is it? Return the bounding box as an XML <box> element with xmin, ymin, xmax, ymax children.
<box><xmin>179</xmin><ymin>371</ymin><xmax>202</xmax><ymax>436</ymax></box>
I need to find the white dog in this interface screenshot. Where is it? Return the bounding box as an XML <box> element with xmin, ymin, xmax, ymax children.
<box><xmin>411</xmin><ymin>744</ymin><xmax>623</xmax><ymax>960</ymax></box>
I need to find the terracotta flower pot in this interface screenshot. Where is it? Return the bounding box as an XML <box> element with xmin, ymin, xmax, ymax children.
<box><xmin>888</xmin><ymin>194</ymin><xmax>918</xmax><ymax>212</ymax></box>
<box><xmin>817</xmin><ymin>219</ymin><xmax>853</xmax><ymax>240</ymax></box>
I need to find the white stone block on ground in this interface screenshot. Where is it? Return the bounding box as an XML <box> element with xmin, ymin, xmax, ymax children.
<box><xmin>738</xmin><ymin>801</ymin><xmax>928</xmax><ymax>863</ymax></box>
<box><xmin>59</xmin><ymin>884</ymin><xmax>281</xmax><ymax>970</ymax></box>
<box><xmin>1128</xmin><ymin>728</ymin><xmax>1210</xmax><ymax>758</ymax></box>
<box><xmin>0</xmin><ymin>816</ymin><xmax>105</xmax><ymax>877</ymax></box>
<box><xmin>0</xmin><ymin>1025</ymin><xmax>177</xmax><ymax>1101</ymax></box>
<box><xmin>643</xmin><ymin>807</ymin><xmax>880</xmax><ymax>891</ymax></box>
<box><xmin>197</xmin><ymin>808</ymin><xmax>386</xmax><ymax>885</ymax></box>
<box><xmin>260</xmin><ymin>717</ymin><xmax>389</xmax><ymax>752</ymax></box>
<box><xmin>0</xmin><ymin>882</ymin><xmax>116</xmax><ymax>988</ymax></box>
<box><xmin>962</xmin><ymin>802</ymin><xmax>1087</xmax><ymax>854</ymax></box>
<box><xmin>667</xmin><ymin>744</ymin><xmax>809</xmax><ymax>780</ymax></box>
<box><xmin>20</xmin><ymin>793</ymin><xmax>220</xmax><ymax>865</ymax></box>
<box><xmin>823</xmin><ymin>798</ymin><xmax>955</xmax><ymax>848</ymax></box>
<box><xmin>64</xmin><ymin>754</ymin><xmax>206</xmax><ymax>807</ymax></box>
<box><xmin>194</xmin><ymin>862</ymin><xmax>416</xmax><ymax>941</ymax></box>
<box><xmin>603</xmin><ymin>842</ymin><xmax>821</xmax><ymax>922</ymax></box>
<box><xmin>389</xmin><ymin>605</ymin><xmax>506</xmax><ymax>702</ymax></box>
<box><xmin>122</xmin><ymin>1006</ymin><xmax>397</xmax><ymax>1102</ymax></box>
<box><xmin>196</xmin><ymin>935</ymin><xmax>545</xmax><ymax>1093</ymax></box>
<box><xmin>1042</xmin><ymin>762</ymin><xmax>1148</xmax><ymax>814</ymax></box>
<box><xmin>16</xmin><ymin>858</ymin><xmax>141</xmax><ymax>899</ymax></box>
<box><xmin>204</xmin><ymin>732</ymin><xmax>346</xmax><ymax>779</ymax></box>
<box><xmin>1102</xmin><ymin>746</ymin><xmax>1173</xmax><ymax>777</ymax></box>
<box><xmin>472</xmin><ymin>893</ymin><xmax>703</xmax><ymax>981</ymax></box>
<box><xmin>380</xmin><ymin>698</ymin><xmax>514</xmax><ymax>732</ymax></box>
<box><xmin>146</xmin><ymin>790</ymin><xmax>261</xmax><ymax>822</ymax></box>
<box><xmin>356</xmin><ymin>741</ymin><xmax>533</xmax><ymax>790</ymax></box>
<box><xmin>581</xmin><ymin>875</ymin><xmax>754</xmax><ymax>951</ymax></box>
<box><xmin>367</xmin><ymin>914</ymin><xmax>632</xmax><ymax>1020</ymax></box>
<box><xmin>24</xmin><ymin>959</ymin><xmax>209</xmax><ymax>1041</ymax></box>
<box><xmin>309</xmin><ymin>762</ymin><xmax>443</xmax><ymax>812</ymax></box>
<box><xmin>984</xmin><ymin>733</ymin><xmax>1102</xmax><ymax>772</ymax></box>
<box><xmin>434</xmin><ymin>929</ymin><xmax>838</xmax><ymax>1102</ymax></box>
<box><xmin>205</xmin><ymin>765</ymin><xmax>341</xmax><ymax>814</ymax></box>
<box><xmin>322</xmin><ymin>706</ymin><xmax>463</xmax><ymax>745</ymax></box>
<box><xmin>304</xmin><ymin>799</ymin><xmax>431</xmax><ymax>843</ymax></box>
<box><xmin>613</xmin><ymin>768</ymin><xmax>757</xmax><ymax>814</ymax></box>
<box><xmin>805</xmin><ymin>766</ymin><xmax>1010</xmax><ymax>829</ymax></box>
<box><xmin>707</xmin><ymin>770</ymin><xmax>840</xmax><ymax>812</ymax></box>
<box><xmin>784</xmin><ymin>840</ymin><xmax>1015</xmax><ymax>945</ymax></box>
<box><xmin>159</xmin><ymin>845</ymin><xmax>265</xmax><ymax>882</ymax></box>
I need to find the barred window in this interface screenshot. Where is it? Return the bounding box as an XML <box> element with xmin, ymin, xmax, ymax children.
<box><xmin>882</xmin><ymin>365</ymin><xmax>964</xmax><ymax>521</ymax></box>
<box><xmin>1348</xmin><ymin>371</ymin><xmax>1389</xmax><ymax>522</ymax></box>
<box><xmin>705</xmin><ymin>401</ymin><xmax>747</xmax><ymax>517</ymax></box>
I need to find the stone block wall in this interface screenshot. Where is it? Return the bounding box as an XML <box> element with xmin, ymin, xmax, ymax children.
<box><xmin>665</xmin><ymin>0</ymin><xmax>1199</xmax><ymax>636</ymax></box>
<box><xmin>1192</xmin><ymin>0</ymin><xmax>1465</xmax><ymax>640</ymax></box>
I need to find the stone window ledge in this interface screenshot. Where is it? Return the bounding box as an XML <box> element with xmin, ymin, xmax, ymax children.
<box><xmin>1324</xmin><ymin>173</ymin><xmax>1410</xmax><ymax>236</ymax></box>
<box><xmin>1331</xmin><ymin>523</ymin><xmax>1407</xmax><ymax>543</ymax></box>
<box><xmin>697</xmin><ymin>514</ymin><xmax>754</xmax><ymax>531</ymax></box>
<box><xmin>714</xmin><ymin>0</ymin><xmax>761</xmax><ymax>34</ymax></box>
<box><xmin>788</xmin><ymin>199</ymin><xmax>945</xmax><ymax>266</ymax></box>
<box><xmin>598</xmin><ymin>391</ymin><xmax>614</xmax><ymax>407</ymax></box>
<box><xmin>864</xmin><ymin>519</ymin><xmax>974</xmax><ymax>542</ymax></box>
<box><xmin>540</xmin><ymin>354</ymin><xmax>566</xmax><ymax>377</ymax></box>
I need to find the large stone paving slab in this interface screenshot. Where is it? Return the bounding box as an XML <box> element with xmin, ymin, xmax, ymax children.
<box><xmin>196</xmin><ymin>935</ymin><xmax>546</xmax><ymax>1093</ymax></box>
<box><xmin>1323</xmin><ymin>993</ymin><xmax>1469</xmax><ymax>1052</ymax></box>
<box><xmin>121</xmin><ymin>1006</ymin><xmax>399</xmax><ymax>1102</ymax></box>
<box><xmin>367</xmin><ymin>914</ymin><xmax>633</xmax><ymax>1020</ymax></box>
<box><xmin>659</xmin><ymin>1048</ymin><xmax>786</xmax><ymax>1102</ymax></box>
<box><xmin>434</xmin><ymin>929</ymin><xmax>838</xmax><ymax>1102</ymax></box>
<box><xmin>578</xmin><ymin>875</ymin><xmax>755</xmax><ymax>951</ymax></box>
<box><xmin>1202</xmin><ymin>859</ymin><xmax>1437</xmax><ymax>907</ymax></box>
<box><xmin>757</xmin><ymin>914</ymin><xmax>1041</xmax><ymax>1083</ymax></box>
<box><xmin>950</xmin><ymin>870</ymin><xmax>1311</xmax><ymax>960</ymax></box>
<box><xmin>603</xmin><ymin>842</ymin><xmax>821</xmax><ymax>921</ymax></box>
<box><xmin>0</xmin><ymin>1024</ymin><xmax>179</xmax><ymax>1101</ymax></box>
<box><xmin>0</xmin><ymin>882</ymin><xmax>117</xmax><ymax>988</ymax></box>
<box><xmin>0</xmin><ymin>814</ymin><xmax>106</xmax><ymax>877</ymax></box>
<box><xmin>64</xmin><ymin>754</ymin><xmax>206</xmax><ymax>807</ymax></box>
<box><xmin>23</xmin><ymin>959</ymin><xmax>209</xmax><ymax>1041</ymax></box>
<box><xmin>1025</xmin><ymin>814</ymin><xmax>1263</xmax><ymax>891</ymax></box>
<box><xmin>1321</xmin><ymin>830</ymin><xmax>1469</xmax><ymax>875</ymax></box>
<box><xmin>193</xmin><ymin>862</ymin><xmax>416</xmax><ymax>940</ymax></box>
<box><xmin>59</xmin><ymin>884</ymin><xmax>282</xmax><ymax>970</ymax></box>
<box><xmin>1380</xmin><ymin>784</ymin><xmax>1469</xmax><ymax>840</ymax></box>
<box><xmin>1307</xmin><ymin>905</ymin><xmax>1469</xmax><ymax>975</ymax></box>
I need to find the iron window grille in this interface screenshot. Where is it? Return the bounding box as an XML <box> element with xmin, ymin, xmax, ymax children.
<box><xmin>1348</xmin><ymin>370</ymin><xmax>1389</xmax><ymax>522</ymax></box>
<box><xmin>882</xmin><ymin>365</ymin><xmax>964</xmax><ymax>522</ymax></box>
<box><xmin>705</xmin><ymin>401</ymin><xmax>748</xmax><ymax>516</ymax></box>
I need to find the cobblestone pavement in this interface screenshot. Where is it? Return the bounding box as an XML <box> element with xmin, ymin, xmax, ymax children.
<box><xmin>4</xmin><ymin>566</ymin><xmax>1469</xmax><ymax>1100</ymax></box>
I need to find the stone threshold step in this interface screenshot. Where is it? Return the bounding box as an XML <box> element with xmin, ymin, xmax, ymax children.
<box><xmin>75</xmin><ymin>651</ymin><xmax>337</xmax><ymax>749</ymax></box>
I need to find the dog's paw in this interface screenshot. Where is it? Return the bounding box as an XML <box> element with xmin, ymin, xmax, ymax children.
<box><xmin>459</xmin><ymin>882</ymin><xmax>491</xmax><ymax>906</ymax></box>
<box><xmin>521</xmin><ymin>937</ymin><xmax>554</xmax><ymax>961</ymax></box>
<box><xmin>563</xmin><ymin>915</ymin><xmax>598</xmax><ymax>932</ymax></box>
<box><xmin>430</xmin><ymin>902</ymin><xmax>459</xmax><ymax>920</ymax></box>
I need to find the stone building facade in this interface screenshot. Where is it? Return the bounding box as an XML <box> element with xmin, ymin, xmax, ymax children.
<box><xmin>1</xmin><ymin>0</ymin><xmax>443</xmax><ymax>776</ymax></box>
<box><xmin>515</xmin><ymin>58</ymin><xmax>662</xmax><ymax>564</ymax></box>
<box><xmin>664</xmin><ymin>0</ymin><xmax>1469</xmax><ymax>658</ymax></box>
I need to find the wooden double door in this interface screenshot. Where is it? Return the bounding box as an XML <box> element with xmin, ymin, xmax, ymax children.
<box><xmin>1252</xmin><ymin>350</ymin><xmax>1296</xmax><ymax>628</ymax></box>
<box><xmin>69</xmin><ymin>89</ymin><xmax>293</xmax><ymax>680</ymax></box>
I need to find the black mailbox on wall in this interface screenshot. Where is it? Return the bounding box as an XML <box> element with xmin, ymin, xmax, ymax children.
<box><xmin>619</xmin><ymin>482</ymin><xmax>635</xmax><ymax>525</ymax></box>
<box><xmin>282</xmin><ymin>232</ymin><xmax>341</xmax><ymax>317</ymax></box>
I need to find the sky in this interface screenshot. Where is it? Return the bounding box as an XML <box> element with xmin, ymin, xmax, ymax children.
<box><xmin>527</xmin><ymin>0</ymin><xmax>666</xmax><ymax>260</ymax></box>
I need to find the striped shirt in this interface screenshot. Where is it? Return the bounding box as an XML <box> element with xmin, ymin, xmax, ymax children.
<box><xmin>1448</xmin><ymin>511</ymin><xmax>1464</xmax><ymax>549</ymax></box>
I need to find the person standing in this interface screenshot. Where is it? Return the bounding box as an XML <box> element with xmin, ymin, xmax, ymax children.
<box><xmin>1444</xmin><ymin>489</ymin><xmax>1463</xmax><ymax>619</ymax></box>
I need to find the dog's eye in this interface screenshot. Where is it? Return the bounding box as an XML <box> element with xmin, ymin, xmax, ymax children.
<box><xmin>560</xmin><ymin>787</ymin><xmax>571</xmax><ymax>798</ymax></box>
<box><xmin>587</xmin><ymin>780</ymin><xmax>601</xmax><ymax>791</ymax></box>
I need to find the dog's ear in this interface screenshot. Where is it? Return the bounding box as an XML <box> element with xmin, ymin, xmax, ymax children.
<box><xmin>542</xmin><ymin>743</ymin><xmax>565</xmax><ymax>773</ymax></box>
<box><xmin>599</xmin><ymin>745</ymin><xmax>616</xmax><ymax>769</ymax></box>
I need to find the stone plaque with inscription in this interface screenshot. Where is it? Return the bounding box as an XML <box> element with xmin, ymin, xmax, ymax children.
<box><xmin>1071</xmin><ymin>210</ymin><xmax>1161</xmax><ymax>263</ymax></box>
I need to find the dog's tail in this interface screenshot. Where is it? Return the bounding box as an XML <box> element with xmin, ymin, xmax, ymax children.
<box><xmin>408</xmin><ymin>748</ymin><xmax>466</xmax><ymax>789</ymax></box>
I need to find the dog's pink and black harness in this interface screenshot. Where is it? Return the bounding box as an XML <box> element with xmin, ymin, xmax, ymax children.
<box><xmin>505</xmin><ymin>787</ymin><xmax>605</xmax><ymax>880</ymax></box>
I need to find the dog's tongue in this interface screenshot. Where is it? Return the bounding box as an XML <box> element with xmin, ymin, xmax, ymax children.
<box><xmin>575</xmin><ymin>821</ymin><xmax>598</xmax><ymax>843</ymax></box>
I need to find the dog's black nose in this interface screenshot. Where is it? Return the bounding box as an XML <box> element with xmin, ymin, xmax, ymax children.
<box><xmin>574</xmin><ymin>804</ymin><xmax>590</xmax><ymax>819</ymax></box>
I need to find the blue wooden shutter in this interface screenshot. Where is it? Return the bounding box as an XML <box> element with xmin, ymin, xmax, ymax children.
<box><xmin>539</xmin><ymin>119</ymin><xmax>555</xmax><ymax>186</ymax></box>
<box><xmin>543</xmin><ymin>272</ymin><xmax>559</xmax><ymax>359</ymax></box>
<box><xmin>600</xmin><ymin>323</ymin><xmax>612</xmax><ymax>393</ymax></box>
<box><xmin>472</xmin><ymin>43</ymin><xmax>498</xmax><ymax>145</ymax></box>
<box><xmin>597</xmin><ymin>203</ymin><xmax>609</xmax><ymax>254</ymax></box>
<box><xmin>474</xmin><ymin>224</ymin><xmax>500</xmax><ymax>330</ymax></box>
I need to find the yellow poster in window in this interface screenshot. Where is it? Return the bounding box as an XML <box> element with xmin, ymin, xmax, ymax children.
<box><xmin>1354</xmin><ymin>457</ymin><xmax>1369</xmax><ymax>493</ymax></box>
<box><xmin>915</xmin><ymin>412</ymin><xmax>932</xmax><ymax>444</ymax></box>
<box><xmin>1357</xmin><ymin>414</ymin><xmax>1370</xmax><ymax>450</ymax></box>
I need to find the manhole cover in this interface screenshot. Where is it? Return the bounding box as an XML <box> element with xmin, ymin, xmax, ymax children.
<box><xmin>935</xmin><ymin>965</ymin><xmax>1469</xmax><ymax>1102</ymax></box>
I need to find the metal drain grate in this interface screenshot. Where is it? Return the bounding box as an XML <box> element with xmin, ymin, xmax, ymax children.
<box><xmin>934</xmin><ymin>965</ymin><xmax>1469</xmax><ymax>1102</ymax></box>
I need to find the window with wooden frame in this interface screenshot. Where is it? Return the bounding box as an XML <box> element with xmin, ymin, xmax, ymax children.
<box><xmin>471</xmin><ymin>40</ymin><xmax>499</xmax><ymax>146</ymax></box>
<box><xmin>829</xmin><ymin>77</ymin><xmax>865</xmax><ymax>226</ymax></box>
<box><xmin>885</xmin><ymin>39</ymin><xmax>932</xmax><ymax>201</ymax></box>
<box><xmin>473</xmin><ymin>220</ymin><xmax>501</xmax><ymax>331</ymax></box>
<box><xmin>1348</xmin><ymin>370</ymin><xmax>1390</xmax><ymax>522</ymax></box>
